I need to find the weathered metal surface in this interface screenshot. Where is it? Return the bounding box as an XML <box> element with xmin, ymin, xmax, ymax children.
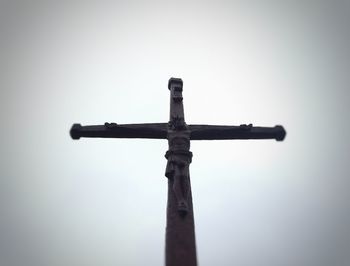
<box><xmin>70</xmin><ymin>123</ymin><xmax>168</xmax><ymax>139</ymax></box>
<box><xmin>165</xmin><ymin>78</ymin><xmax>197</xmax><ymax>266</ymax></box>
<box><xmin>189</xmin><ymin>124</ymin><xmax>286</xmax><ymax>141</ymax></box>
<box><xmin>69</xmin><ymin>77</ymin><xmax>286</xmax><ymax>266</ymax></box>
<box><xmin>70</xmin><ymin>123</ymin><xmax>286</xmax><ymax>141</ymax></box>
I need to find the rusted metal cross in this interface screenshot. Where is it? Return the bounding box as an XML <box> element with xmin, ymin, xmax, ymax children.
<box><xmin>70</xmin><ymin>77</ymin><xmax>286</xmax><ymax>266</ymax></box>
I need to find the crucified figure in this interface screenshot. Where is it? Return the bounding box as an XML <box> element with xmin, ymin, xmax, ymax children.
<box><xmin>165</xmin><ymin>145</ymin><xmax>192</xmax><ymax>215</ymax></box>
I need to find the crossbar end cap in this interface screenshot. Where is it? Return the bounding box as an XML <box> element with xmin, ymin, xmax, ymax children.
<box><xmin>70</xmin><ymin>123</ymin><xmax>82</xmax><ymax>140</ymax></box>
<box><xmin>275</xmin><ymin>125</ymin><xmax>286</xmax><ymax>141</ymax></box>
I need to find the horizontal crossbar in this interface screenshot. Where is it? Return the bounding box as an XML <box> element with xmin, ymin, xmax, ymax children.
<box><xmin>70</xmin><ymin>123</ymin><xmax>286</xmax><ymax>141</ymax></box>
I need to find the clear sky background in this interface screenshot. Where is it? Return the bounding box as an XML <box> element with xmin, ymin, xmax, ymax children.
<box><xmin>1</xmin><ymin>1</ymin><xmax>349</xmax><ymax>265</ymax></box>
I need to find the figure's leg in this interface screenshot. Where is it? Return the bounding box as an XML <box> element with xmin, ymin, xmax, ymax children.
<box><xmin>173</xmin><ymin>165</ymin><xmax>189</xmax><ymax>215</ymax></box>
<box><xmin>182</xmin><ymin>164</ymin><xmax>190</xmax><ymax>203</ymax></box>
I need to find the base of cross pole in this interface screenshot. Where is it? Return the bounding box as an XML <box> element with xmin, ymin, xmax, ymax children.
<box><xmin>165</xmin><ymin>177</ymin><xmax>197</xmax><ymax>266</ymax></box>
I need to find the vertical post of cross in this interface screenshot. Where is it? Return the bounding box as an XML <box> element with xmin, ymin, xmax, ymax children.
<box><xmin>165</xmin><ymin>78</ymin><xmax>197</xmax><ymax>266</ymax></box>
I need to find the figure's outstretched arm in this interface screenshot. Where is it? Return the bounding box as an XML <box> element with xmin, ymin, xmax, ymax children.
<box><xmin>189</xmin><ymin>124</ymin><xmax>286</xmax><ymax>141</ymax></box>
<box><xmin>70</xmin><ymin>123</ymin><xmax>168</xmax><ymax>140</ymax></box>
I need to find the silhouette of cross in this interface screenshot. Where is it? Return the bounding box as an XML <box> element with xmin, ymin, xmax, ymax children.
<box><xmin>70</xmin><ymin>77</ymin><xmax>286</xmax><ymax>266</ymax></box>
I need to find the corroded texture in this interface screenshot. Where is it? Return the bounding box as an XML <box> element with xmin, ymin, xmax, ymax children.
<box><xmin>70</xmin><ymin>123</ymin><xmax>286</xmax><ymax>141</ymax></box>
<box><xmin>164</xmin><ymin>78</ymin><xmax>197</xmax><ymax>265</ymax></box>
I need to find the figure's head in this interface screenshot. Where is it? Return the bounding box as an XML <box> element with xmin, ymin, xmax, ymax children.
<box><xmin>169</xmin><ymin>116</ymin><xmax>186</xmax><ymax>130</ymax></box>
<box><xmin>168</xmin><ymin>77</ymin><xmax>183</xmax><ymax>90</ymax></box>
<box><xmin>168</xmin><ymin>77</ymin><xmax>183</xmax><ymax>102</ymax></box>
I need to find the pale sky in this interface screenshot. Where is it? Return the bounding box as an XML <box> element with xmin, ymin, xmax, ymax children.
<box><xmin>1</xmin><ymin>1</ymin><xmax>350</xmax><ymax>265</ymax></box>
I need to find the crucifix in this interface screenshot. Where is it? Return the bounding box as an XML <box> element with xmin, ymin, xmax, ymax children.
<box><xmin>70</xmin><ymin>77</ymin><xmax>286</xmax><ymax>266</ymax></box>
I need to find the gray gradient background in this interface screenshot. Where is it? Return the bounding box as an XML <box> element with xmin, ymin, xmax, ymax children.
<box><xmin>1</xmin><ymin>1</ymin><xmax>350</xmax><ymax>265</ymax></box>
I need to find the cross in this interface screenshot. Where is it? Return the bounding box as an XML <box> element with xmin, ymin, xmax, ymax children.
<box><xmin>70</xmin><ymin>77</ymin><xmax>286</xmax><ymax>266</ymax></box>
